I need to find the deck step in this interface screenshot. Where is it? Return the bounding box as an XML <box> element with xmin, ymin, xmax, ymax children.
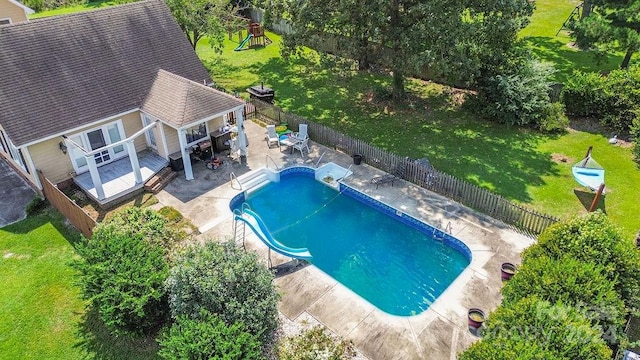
<box><xmin>240</xmin><ymin>173</ymin><xmax>269</xmax><ymax>191</ymax></box>
<box><xmin>144</xmin><ymin>167</ymin><xmax>177</xmax><ymax>193</ymax></box>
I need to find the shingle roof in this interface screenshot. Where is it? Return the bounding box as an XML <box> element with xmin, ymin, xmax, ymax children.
<box><xmin>0</xmin><ymin>0</ymin><xmax>212</xmax><ymax>147</ymax></box>
<box><xmin>142</xmin><ymin>70</ymin><xmax>244</xmax><ymax>128</ymax></box>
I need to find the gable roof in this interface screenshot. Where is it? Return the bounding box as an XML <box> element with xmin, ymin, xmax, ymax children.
<box><xmin>5</xmin><ymin>0</ymin><xmax>34</xmax><ymax>15</ymax></box>
<box><xmin>142</xmin><ymin>70</ymin><xmax>244</xmax><ymax>128</ymax></box>
<box><xmin>0</xmin><ymin>0</ymin><xmax>211</xmax><ymax>147</ymax></box>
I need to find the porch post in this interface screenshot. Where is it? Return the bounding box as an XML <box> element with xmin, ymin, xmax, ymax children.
<box><xmin>86</xmin><ymin>155</ymin><xmax>105</xmax><ymax>200</ymax></box>
<box><xmin>178</xmin><ymin>129</ymin><xmax>194</xmax><ymax>180</ymax></box>
<box><xmin>126</xmin><ymin>141</ymin><xmax>143</xmax><ymax>184</ymax></box>
<box><xmin>236</xmin><ymin>109</ymin><xmax>247</xmax><ymax>157</ymax></box>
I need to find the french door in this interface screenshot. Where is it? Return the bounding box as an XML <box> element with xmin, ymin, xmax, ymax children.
<box><xmin>68</xmin><ymin>121</ymin><xmax>126</xmax><ymax>174</ymax></box>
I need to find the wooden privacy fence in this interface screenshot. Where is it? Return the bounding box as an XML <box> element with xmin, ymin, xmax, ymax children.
<box><xmin>38</xmin><ymin>171</ymin><xmax>96</xmax><ymax>238</ymax></box>
<box><xmin>249</xmin><ymin>99</ymin><xmax>558</xmax><ymax>235</ymax></box>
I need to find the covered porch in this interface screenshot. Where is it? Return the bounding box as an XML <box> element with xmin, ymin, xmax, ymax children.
<box><xmin>73</xmin><ymin>150</ymin><xmax>167</xmax><ymax>207</ymax></box>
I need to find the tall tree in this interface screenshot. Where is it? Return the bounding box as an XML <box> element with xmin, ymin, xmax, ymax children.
<box><xmin>166</xmin><ymin>0</ymin><xmax>234</xmax><ymax>51</ymax></box>
<box><xmin>269</xmin><ymin>0</ymin><xmax>533</xmax><ymax>98</ymax></box>
<box><xmin>571</xmin><ymin>0</ymin><xmax>640</xmax><ymax>69</ymax></box>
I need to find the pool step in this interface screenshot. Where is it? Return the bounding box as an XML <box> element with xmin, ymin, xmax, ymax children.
<box><xmin>237</xmin><ymin>170</ymin><xmax>270</xmax><ymax>193</ymax></box>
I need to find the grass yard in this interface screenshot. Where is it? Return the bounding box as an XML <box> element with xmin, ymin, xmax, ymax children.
<box><xmin>519</xmin><ymin>0</ymin><xmax>631</xmax><ymax>82</ymax></box>
<box><xmin>0</xmin><ymin>209</ymin><xmax>159</xmax><ymax>360</ymax></box>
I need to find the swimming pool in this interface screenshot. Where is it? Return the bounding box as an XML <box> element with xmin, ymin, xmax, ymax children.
<box><xmin>230</xmin><ymin>166</ymin><xmax>471</xmax><ymax>316</ymax></box>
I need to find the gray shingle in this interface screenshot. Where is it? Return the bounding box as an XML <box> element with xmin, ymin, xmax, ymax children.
<box><xmin>0</xmin><ymin>0</ymin><xmax>212</xmax><ymax>146</ymax></box>
<box><xmin>142</xmin><ymin>70</ymin><xmax>244</xmax><ymax>128</ymax></box>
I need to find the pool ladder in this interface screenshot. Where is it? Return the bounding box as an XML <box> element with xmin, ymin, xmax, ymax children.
<box><xmin>232</xmin><ymin>203</ymin><xmax>274</xmax><ymax>268</ymax></box>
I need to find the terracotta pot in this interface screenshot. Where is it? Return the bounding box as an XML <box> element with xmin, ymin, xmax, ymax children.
<box><xmin>468</xmin><ymin>308</ymin><xmax>486</xmax><ymax>329</ymax></box>
<box><xmin>501</xmin><ymin>262</ymin><xmax>517</xmax><ymax>281</ymax></box>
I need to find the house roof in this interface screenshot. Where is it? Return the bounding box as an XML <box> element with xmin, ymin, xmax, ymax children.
<box><xmin>142</xmin><ymin>70</ymin><xmax>244</xmax><ymax>128</ymax></box>
<box><xmin>0</xmin><ymin>0</ymin><xmax>213</xmax><ymax>147</ymax></box>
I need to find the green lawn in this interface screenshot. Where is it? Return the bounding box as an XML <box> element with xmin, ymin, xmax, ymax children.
<box><xmin>0</xmin><ymin>210</ymin><xmax>159</xmax><ymax>360</ymax></box>
<box><xmin>519</xmin><ymin>0</ymin><xmax>630</xmax><ymax>82</ymax></box>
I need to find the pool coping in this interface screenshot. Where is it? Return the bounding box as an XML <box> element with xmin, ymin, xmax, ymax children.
<box><xmin>154</xmin><ymin>119</ymin><xmax>536</xmax><ymax>360</ymax></box>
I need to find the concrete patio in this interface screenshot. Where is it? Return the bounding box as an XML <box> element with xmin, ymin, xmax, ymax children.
<box><xmin>154</xmin><ymin>119</ymin><xmax>535</xmax><ymax>360</ymax></box>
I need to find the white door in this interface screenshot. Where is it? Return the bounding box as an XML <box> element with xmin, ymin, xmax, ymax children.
<box><xmin>142</xmin><ymin>115</ymin><xmax>157</xmax><ymax>149</ymax></box>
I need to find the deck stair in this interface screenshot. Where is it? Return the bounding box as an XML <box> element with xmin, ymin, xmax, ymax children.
<box><xmin>236</xmin><ymin>168</ymin><xmax>271</xmax><ymax>192</ymax></box>
<box><xmin>144</xmin><ymin>167</ymin><xmax>177</xmax><ymax>193</ymax></box>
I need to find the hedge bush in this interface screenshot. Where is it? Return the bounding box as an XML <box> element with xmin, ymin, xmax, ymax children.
<box><xmin>165</xmin><ymin>241</ymin><xmax>279</xmax><ymax>343</ymax></box>
<box><xmin>158</xmin><ymin>309</ymin><xmax>262</xmax><ymax>360</ymax></box>
<box><xmin>523</xmin><ymin>211</ymin><xmax>640</xmax><ymax>309</ymax></box>
<box><xmin>278</xmin><ymin>325</ymin><xmax>356</xmax><ymax>360</ymax></box>
<box><xmin>562</xmin><ymin>65</ymin><xmax>640</xmax><ymax>132</ymax></box>
<box><xmin>459</xmin><ymin>297</ymin><xmax>612</xmax><ymax>360</ymax></box>
<box><xmin>473</xmin><ymin>59</ymin><xmax>567</xmax><ymax>131</ymax></box>
<box><xmin>501</xmin><ymin>255</ymin><xmax>626</xmax><ymax>346</ymax></box>
<box><xmin>74</xmin><ymin>225</ymin><xmax>169</xmax><ymax>336</ymax></box>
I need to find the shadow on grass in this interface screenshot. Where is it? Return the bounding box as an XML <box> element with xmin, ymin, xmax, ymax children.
<box><xmin>573</xmin><ymin>188</ymin><xmax>606</xmax><ymax>213</ymax></box>
<box><xmin>240</xmin><ymin>54</ymin><xmax>562</xmax><ymax>203</ymax></box>
<box><xmin>521</xmin><ymin>36</ymin><xmax>622</xmax><ymax>82</ymax></box>
<box><xmin>75</xmin><ymin>307</ymin><xmax>160</xmax><ymax>360</ymax></box>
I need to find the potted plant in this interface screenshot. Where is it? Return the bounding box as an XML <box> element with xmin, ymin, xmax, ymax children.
<box><xmin>501</xmin><ymin>262</ymin><xmax>517</xmax><ymax>281</ymax></box>
<box><xmin>468</xmin><ymin>308</ymin><xmax>486</xmax><ymax>329</ymax></box>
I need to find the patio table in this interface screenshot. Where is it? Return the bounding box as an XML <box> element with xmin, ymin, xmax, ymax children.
<box><xmin>279</xmin><ymin>134</ymin><xmax>300</xmax><ymax>154</ymax></box>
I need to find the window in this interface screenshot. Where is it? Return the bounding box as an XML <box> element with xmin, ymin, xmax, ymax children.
<box><xmin>67</xmin><ymin>120</ymin><xmax>127</xmax><ymax>174</ymax></box>
<box><xmin>185</xmin><ymin>123</ymin><xmax>208</xmax><ymax>145</ymax></box>
<box><xmin>0</xmin><ymin>130</ymin><xmax>8</xmax><ymax>153</ymax></box>
<box><xmin>0</xmin><ymin>18</ymin><xmax>11</xmax><ymax>26</ymax></box>
<box><xmin>142</xmin><ymin>115</ymin><xmax>157</xmax><ymax>148</ymax></box>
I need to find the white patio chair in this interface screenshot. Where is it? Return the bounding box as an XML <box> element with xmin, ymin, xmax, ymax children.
<box><xmin>265</xmin><ymin>125</ymin><xmax>280</xmax><ymax>149</ymax></box>
<box><xmin>293</xmin><ymin>124</ymin><xmax>308</xmax><ymax>141</ymax></box>
<box><xmin>292</xmin><ymin>137</ymin><xmax>310</xmax><ymax>157</ymax></box>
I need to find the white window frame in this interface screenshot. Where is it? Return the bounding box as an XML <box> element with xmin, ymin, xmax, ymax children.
<box><xmin>0</xmin><ymin>18</ymin><xmax>11</xmax><ymax>26</ymax></box>
<box><xmin>141</xmin><ymin>114</ymin><xmax>157</xmax><ymax>149</ymax></box>
<box><xmin>67</xmin><ymin>119</ymin><xmax>127</xmax><ymax>174</ymax></box>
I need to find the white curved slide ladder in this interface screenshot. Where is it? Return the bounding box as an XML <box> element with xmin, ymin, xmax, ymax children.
<box><xmin>234</xmin><ymin>208</ymin><xmax>312</xmax><ymax>260</ymax></box>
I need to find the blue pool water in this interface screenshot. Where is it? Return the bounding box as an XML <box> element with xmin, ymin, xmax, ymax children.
<box><xmin>232</xmin><ymin>169</ymin><xmax>470</xmax><ymax>316</ymax></box>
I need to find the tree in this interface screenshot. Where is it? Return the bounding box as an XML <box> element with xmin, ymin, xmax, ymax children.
<box><xmin>459</xmin><ymin>297</ymin><xmax>612</xmax><ymax>360</ymax></box>
<box><xmin>165</xmin><ymin>241</ymin><xmax>279</xmax><ymax>342</ymax></box>
<box><xmin>73</xmin><ymin>208</ymin><xmax>172</xmax><ymax>336</ymax></box>
<box><xmin>271</xmin><ymin>0</ymin><xmax>533</xmax><ymax>98</ymax></box>
<box><xmin>166</xmin><ymin>0</ymin><xmax>234</xmax><ymax>51</ymax></box>
<box><xmin>523</xmin><ymin>211</ymin><xmax>640</xmax><ymax>310</ymax></box>
<box><xmin>158</xmin><ymin>309</ymin><xmax>262</xmax><ymax>360</ymax></box>
<box><xmin>570</xmin><ymin>0</ymin><xmax>640</xmax><ymax>69</ymax></box>
<box><xmin>501</xmin><ymin>255</ymin><xmax>626</xmax><ymax>347</ymax></box>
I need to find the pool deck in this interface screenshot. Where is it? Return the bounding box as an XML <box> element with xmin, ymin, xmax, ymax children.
<box><xmin>154</xmin><ymin>119</ymin><xmax>535</xmax><ymax>360</ymax></box>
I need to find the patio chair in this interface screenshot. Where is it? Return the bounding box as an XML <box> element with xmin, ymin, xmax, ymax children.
<box><xmin>292</xmin><ymin>137</ymin><xmax>310</xmax><ymax>157</ymax></box>
<box><xmin>293</xmin><ymin>124</ymin><xmax>308</xmax><ymax>141</ymax></box>
<box><xmin>266</xmin><ymin>125</ymin><xmax>280</xmax><ymax>149</ymax></box>
<box><xmin>370</xmin><ymin>163</ymin><xmax>406</xmax><ymax>189</ymax></box>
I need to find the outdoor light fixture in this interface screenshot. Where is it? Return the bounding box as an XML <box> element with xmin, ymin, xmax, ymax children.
<box><xmin>59</xmin><ymin>141</ymin><xmax>68</xmax><ymax>154</ymax></box>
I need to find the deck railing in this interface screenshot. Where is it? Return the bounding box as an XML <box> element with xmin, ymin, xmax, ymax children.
<box><xmin>247</xmin><ymin>98</ymin><xmax>558</xmax><ymax>236</ymax></box>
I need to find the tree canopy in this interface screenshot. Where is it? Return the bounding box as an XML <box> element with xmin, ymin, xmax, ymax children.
<box><xmin>570</xmin><ymin>0</ymin><xmax>640</xmax><ymax>69</ymax></box>
<box><xmin>268</xmin><ymin>0</ymin><xmax>534</xmax><ymax>98</ymax></box>
<box><xmin>166</xmin><ymin>0</ymin><xmax>235</xmax><ymax>51</ymax></box>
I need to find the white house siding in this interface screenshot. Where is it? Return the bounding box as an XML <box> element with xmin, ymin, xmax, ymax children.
<box><xmin>164</xmin><ymin>126</ymin><xmax>180</xmax><ymax>155</ymax></box>
<box><xmin>121</xmin><ymin>111</ymin><xmax>147</xmax><ymax>152</ymax></box>
<box><xmin>29</xmin><ymin>137</ymin><xmax>75</xmax><ymax>184</ymax></box>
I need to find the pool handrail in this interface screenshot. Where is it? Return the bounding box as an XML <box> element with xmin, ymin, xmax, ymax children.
<box><xmin>265</xmin><ymin>155</ymin><xmax>280</xmax><ymax>170</ymax></box>
<box><xmin>314</xmin><ymin>152</ymin><xmax>326</xmax><ymax>168</ymax></box>
<box><xmin>234</xmin><ymin>208</ymin><xmax>312</xmax><ymax>260</ymax></box>
<box><xmin>230</xmin><ymin>172</ymin><xmax>242</xmax><ymax>190</ymax></box>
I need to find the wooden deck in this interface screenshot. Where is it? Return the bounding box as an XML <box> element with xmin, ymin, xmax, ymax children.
<box><xmin>74</xmin><ymin>150</ymin><xmax>168</xmax><ymax>206</ymax></box>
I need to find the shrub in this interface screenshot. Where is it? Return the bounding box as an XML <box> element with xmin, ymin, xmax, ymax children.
<box><xmin>25</xmin><ymin>196</ymin><xmax>47</xmax><ymax>215</ymax></box>
<box><xmin>165</xmin><ymin>241</ymin><xmax>279</xmax><ymax>342</ymax></box>
<box><xmin>474</xmin><ymin>59</ymin><xmax>560</xmax><ymax>129</ymax></box>
<box><xmin>158</xmin><ymin>309</ymin><xmax>262</xmax><ymax>360</ymax></box>
<box><xmin>74</xmin><ymin>226</ymin><xmax>169</xmax><ymax>336</ymax></box>
<box><xmin>502</xmin><ymin>255</ymin><xmax>626</xmax><ymax>346</ymax></box>
<box><xmin>562</xmin><ymin>66</ymin><xmax>640</xmax><ymax>132</ymax></box>
<box><xmin>459</xmin><ymin>297</ymin><xmax>612</xmax><ymax>360</ymax></box>
<box><xmin>538</xmin><ymin>102</ymin><xmax>570</xmax><ymax>132</ymax></box>
<box><xmin>102</xmin><ymin>207</ymin><xmax>179</xmax><ymax>248</ymax></box>
<box><xmin>523</xmin><ymin>211</ymin><xmax>640</xmax><ymax>309</ymax></box>
<box><xmin>631</xmin><ymin>115</ymin><xmax>640</xmax><ymax>162</ymax></box>
<box><xmin>278</xmin><ymin>325</ymin><xmax>356</xmax><ymax>360</ymax></box>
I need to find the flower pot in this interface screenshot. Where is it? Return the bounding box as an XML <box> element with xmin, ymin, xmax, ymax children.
<box><xmin>501</xmin><ymin>262</ymin><xmax>517</xmax><ymax>281</ymax></box>
<box><xmin>468</xmin><ymin>308</ymin><xmax>486</xmax><ymax>329</ymax></box>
